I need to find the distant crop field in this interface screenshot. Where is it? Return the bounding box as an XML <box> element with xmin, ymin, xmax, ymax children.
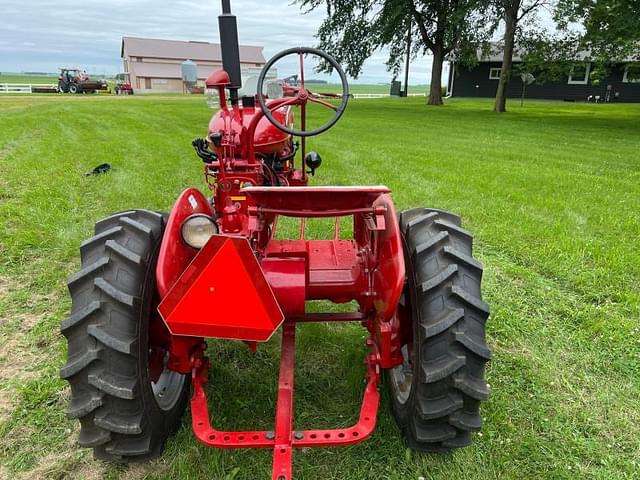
<box><xmin>0</xmin><ymin>95</ymin><xmax>639</xmax><ymax>479</ymax></box>
<box><xmin>311</xmin><ymin>83</ymin><xmax>429</xmax><ymax>95</ymax></box>
<box><xmin>0</xmin><ymin>74</ymin><xmax>58</xmax><ymax>84</ymax></box>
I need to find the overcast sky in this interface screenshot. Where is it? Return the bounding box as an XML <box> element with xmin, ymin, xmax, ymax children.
<box><xmin>0</xmin><ymin>0</ymin><xmax>441</xmax><ymax>84</ymax></box>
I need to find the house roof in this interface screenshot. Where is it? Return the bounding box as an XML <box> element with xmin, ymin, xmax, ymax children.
<box><xmin>479</xmin><ymin>45</ymin><xmax>522</xmax><ymax>62</ymax></box>
<box><xmin>121</xmin><ymin>36</ymin><xmax>265</xmax><ymax>64</ymax></box>
<box><xmin>473</xmin><ymin>42</ymin><xmax>638</xmax><ymax>63</ymax></box>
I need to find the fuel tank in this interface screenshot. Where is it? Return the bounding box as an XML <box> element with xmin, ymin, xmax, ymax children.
<box><xmin>208</xmin><ymin>104</ymin><xmax>294</xmax><ymax>155</ymax></box>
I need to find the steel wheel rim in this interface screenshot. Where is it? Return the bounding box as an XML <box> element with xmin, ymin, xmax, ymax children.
<box><xmin>151</xmin><ymin>351</ymin><xmax>185</xmax><ymax>411</ymax></box>
<box><xmin>389</xmin><ymin>344</ymin><xmax>413</xmax><ymax>405</ymax></box>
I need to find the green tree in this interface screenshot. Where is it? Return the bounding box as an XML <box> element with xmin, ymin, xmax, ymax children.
<box><xmin>492</xmin><ymin>0</ymin><xmax>551</xmax><ymax>112</ymax></box>
<box><xmin>297</xmin><ymin>0</ymin><xmax>493</xmax><ymax>105</ymax></box>
<box><xmin>556</xmin><ymin>0</ymin><xmax>640</xmax><ymax>60</ymax></box>
<box><xmin>555</xmin><ymin>0</ymin><xmax>640</xmax><ymax>81</ymax></box>
<box><xmin>515</xmin><ymin>30</ymin><xmax>580</xmax><ymax>82</ymax></box>
<box><xmin>508</xmin><ymin>1</ymin><xmax>640</xmax><ymax>96</ymax></box>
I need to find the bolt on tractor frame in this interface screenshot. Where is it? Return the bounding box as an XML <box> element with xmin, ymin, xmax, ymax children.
<box><xmin>61</xmin><ymin>1</ymin><xmax>491</xmax><ymax>479</ymax></box>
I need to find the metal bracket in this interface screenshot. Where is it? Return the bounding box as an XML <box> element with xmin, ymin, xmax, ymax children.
<box><xmin>189</xmin><ymin>319</ymin><xmax>381</xmax><ymax>480</ymax></box>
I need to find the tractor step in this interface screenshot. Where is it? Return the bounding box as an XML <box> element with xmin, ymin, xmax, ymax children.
<box><xmin>190</xmin><ymin>319</ymin><xmax>381</xmax><ymax>480</ymax></box>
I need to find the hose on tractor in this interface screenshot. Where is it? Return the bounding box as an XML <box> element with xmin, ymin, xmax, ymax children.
<box><xmin>192</xmin><ymin>138</ymin><xmax>218</xmax><ymax>163</ymax></box>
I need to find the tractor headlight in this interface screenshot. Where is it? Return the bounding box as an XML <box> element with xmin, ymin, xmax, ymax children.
<box><xmin>181</xmin><ymin>214</ymin><xmax>218</xmax><ymax>249</ymax></box>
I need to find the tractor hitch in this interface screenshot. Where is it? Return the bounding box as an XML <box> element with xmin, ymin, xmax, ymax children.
<box><xmin>190</xmin><ymin>319</ymin><xmax>381</xmax><ymax>480</ymax></box>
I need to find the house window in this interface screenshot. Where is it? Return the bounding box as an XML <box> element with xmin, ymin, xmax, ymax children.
<box><xmin>489</xmin><ymin>68</ymin><xmax>501</xmax><ymax>80</ymax></box>
<box><xmin>623</xmin><ymin>64</ymin><xmax>640</xmax><ymax>83</ymax></box>
<box><xmin>568</xmin><ymin>63</ymin><xmax>590</xmax><ymax>85</ymax></box>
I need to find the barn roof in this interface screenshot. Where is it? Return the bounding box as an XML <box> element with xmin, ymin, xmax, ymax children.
<box><xmin>121</xmin><ymin>37</ymin><xmax>265</xmax><ymax>64</ymax></box>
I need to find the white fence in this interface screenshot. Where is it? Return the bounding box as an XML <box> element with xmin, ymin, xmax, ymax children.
<box><xmin>352</xmin><ymin>92</ymin><xmax>426</xmax><ymax>99</ymax></box>
<box><xmin>353</xmin><ymin>93</ymin><xmax>387</xmax><ymax>99</ymax></box>
<box><xmin>0</xmin><ymin>83</ymin><xmax>57</xmax><ymax>93</ymax></box>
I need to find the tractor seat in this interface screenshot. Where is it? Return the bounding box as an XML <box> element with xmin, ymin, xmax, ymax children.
<box><xmin>242</xmin><ymin>186</ymin><xmax>390</xmax><ymax>212</ymax></box>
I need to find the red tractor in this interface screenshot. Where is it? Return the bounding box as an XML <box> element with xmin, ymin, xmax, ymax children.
<box><xmin>114</xmin><ymin>81</ymin><xmax>134</xmax><ymax>95</ymax></box>
<box><xmin>60</xmin><ymin>2</ymin><xmax>490</xmax><ymax>478</ymax></box>
<box><xmin>58</xmin><ymin>68</ymin><xmax>109</xmax><ymax>94</ymax></box>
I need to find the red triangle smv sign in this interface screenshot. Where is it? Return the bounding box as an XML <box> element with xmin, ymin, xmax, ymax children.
<box><xmin>158</xmin><ymin>235</ymin><xmax>284</xmax><ymax>342</ymax></box>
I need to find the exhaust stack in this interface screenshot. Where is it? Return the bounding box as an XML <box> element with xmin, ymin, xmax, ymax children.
<box><xmin>219</xmin><ymin>0</ymin><xmax>242</xmax><ymax>102</ymax></box>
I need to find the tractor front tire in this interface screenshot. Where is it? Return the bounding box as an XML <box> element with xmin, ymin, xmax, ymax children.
<box><xmin>387</xmin><ymin>208</ymin><xmax>491</xmax><ymax>452</ymax></box>
<box><xmin>61</xmin><ymin>210</ymin><xmax>189</xmax><ymax>461</ymax></box>
<box><xmin>69</xmin><ymin>84</ymin><xmax>79</xmax><ymax>94</ymax></box>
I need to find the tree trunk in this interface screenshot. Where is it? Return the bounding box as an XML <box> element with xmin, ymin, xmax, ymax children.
<box><xmin>494</xmin><ymin>6</ymin><xmax>518</xmax><ymax>112</ymax></box>
<box><xmin>428</xmin><ymin>46</ymin><xmax>444</xmax><ymax>106</ymax></box>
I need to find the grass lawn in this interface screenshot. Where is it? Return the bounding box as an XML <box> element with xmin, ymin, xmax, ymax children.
<box><xmin>0</xmin><ymin>94</ymin><xmax>639</xmax><ymax>479</ymax></box>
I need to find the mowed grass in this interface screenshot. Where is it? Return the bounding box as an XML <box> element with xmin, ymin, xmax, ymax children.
<box><xmin>0</xmin><ymin>94</ymin><xmax>639</xmax><ymax>479</ymax></box>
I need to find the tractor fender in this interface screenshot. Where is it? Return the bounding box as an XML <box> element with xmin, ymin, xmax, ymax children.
<box><xmin>370</xmin><ymin>194</ymin><xmax>405</xmax><ymax>369</ymax></box>
<box><xmin>371</xmin><ymin>194</ymin><xmax>405</xmax><ymax>322</ymax></box>
<box><xmin>157</xmin><ymin>188</ymin><xmax>215</xmax><ymax>298</ymax></box>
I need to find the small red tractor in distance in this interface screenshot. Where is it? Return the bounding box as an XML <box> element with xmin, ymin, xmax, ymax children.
<box><xmin>60</xmin><ymin>1</ymin><xmax>491</xmax><ymax>478</ymax></box>
<box><xmin>113</xmin><ymin>81</ymin><xmax>134</xmax><ymax>95</ymax></box>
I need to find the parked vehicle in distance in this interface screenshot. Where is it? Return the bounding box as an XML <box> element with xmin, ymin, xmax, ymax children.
<box><xmin>114</xmin><ymin>81</ymin><xmax>134</xmax><ymax>95</ymax></box>
<box><xmin>57</xmin><ymin>68</ymin><xmax>109</xmax><ymax>94</ymax></box>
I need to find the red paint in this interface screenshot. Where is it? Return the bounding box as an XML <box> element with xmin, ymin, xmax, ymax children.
<box><xmin>190</xmin><ymin>321</ymin><xmax>381</xmax><ymax>478</ymax></box>
<box><xmin>208</xmin><ymin>102</ymin><xmax>293</xmax><ymax>156</ymax></box>
<box><xmin>261</xmin><ymin>258</ymin><xmax>306</xmax><ymax>316</ymax></box>
<box><xmin>156</xmin><ymin>188</ymin><xmax>214</xmax><ymax>297</ymax></box>
<box><xmin>243</xmin><ymin>186</ymin><xmax>390</xmax><ymax>211</ymax></box>
<box><xmin>205</xmin><ymin>69</ymin><xmax>231</xmax><ymax>88</ymax></box>
<box><xmin>371</xmin><ymin>194</ymin><xmax>405</xmax><ymax>323</ymax></box>
<box><xmin>272</xmin><ymin>322</ymin><xmax>295</xmax><ymax>480</ymax></box>
<box><xmin>245</xmin><ymin>97</ymin><xmax>297</xmax><ymax>162</ymax></box>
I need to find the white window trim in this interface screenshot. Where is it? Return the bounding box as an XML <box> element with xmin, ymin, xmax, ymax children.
<box><xmin>568</xmin><ymin>62</ymin><xmax>591</xmax><ymax>85</ymax></box>
<box><xmin>623</xmin><ymin>64</ymin><xmax>640</xmax><ymax>83</ymax></box>
<box><xmin>489</xmin><ymin>67</ymin><xmax>501</xmax><ymax>80</ymax></box>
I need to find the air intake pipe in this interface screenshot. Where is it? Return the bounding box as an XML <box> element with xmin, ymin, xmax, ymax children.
<box><xmin>219</xmin><ymin>0</ymin><xmax>242</xmax><ymax>104</ymax></box>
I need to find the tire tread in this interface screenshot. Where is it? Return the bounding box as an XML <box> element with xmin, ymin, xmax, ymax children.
<box><xmin>389</xmin><ymin>207</ymin><xmax>491</xmax><ymax>452</ymax></box>
<box><xmin>61</xmin><ymin>209</ymin><xmax>187</xmax><ymax>462</ymax></box>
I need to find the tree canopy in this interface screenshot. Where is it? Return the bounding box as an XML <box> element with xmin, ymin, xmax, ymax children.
<box><xmin>556</xmin><ymin>0</ymin><xmax>640</xmax><ymax>61</ymax></box>
<box><xmin>297</xmin><ymin>0</ymin><xmax>494</xmax><ymax>105</ymax></box>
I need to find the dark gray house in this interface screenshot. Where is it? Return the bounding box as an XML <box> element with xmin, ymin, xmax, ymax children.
<box><xmin>447</xmin><ymin>51</ymin><xmax>640</xmax><ymax>102</ymax></box>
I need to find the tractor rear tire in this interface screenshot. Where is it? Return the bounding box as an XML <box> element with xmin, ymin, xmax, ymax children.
<box><xmin>387</xmin><ymin>208</ymin><xmax>491</xmax><ymax>452</ymax></box>
<box><xmin>60</xmin><ymin>210</ymin><xmax>189</xmax><ymax>462</ymax></box>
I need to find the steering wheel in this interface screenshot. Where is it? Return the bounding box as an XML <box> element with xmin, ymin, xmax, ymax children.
<box><xmin>256</xmin><ymin>47</ymin><xmax>349</xmax><ymax>137</ymax></box>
